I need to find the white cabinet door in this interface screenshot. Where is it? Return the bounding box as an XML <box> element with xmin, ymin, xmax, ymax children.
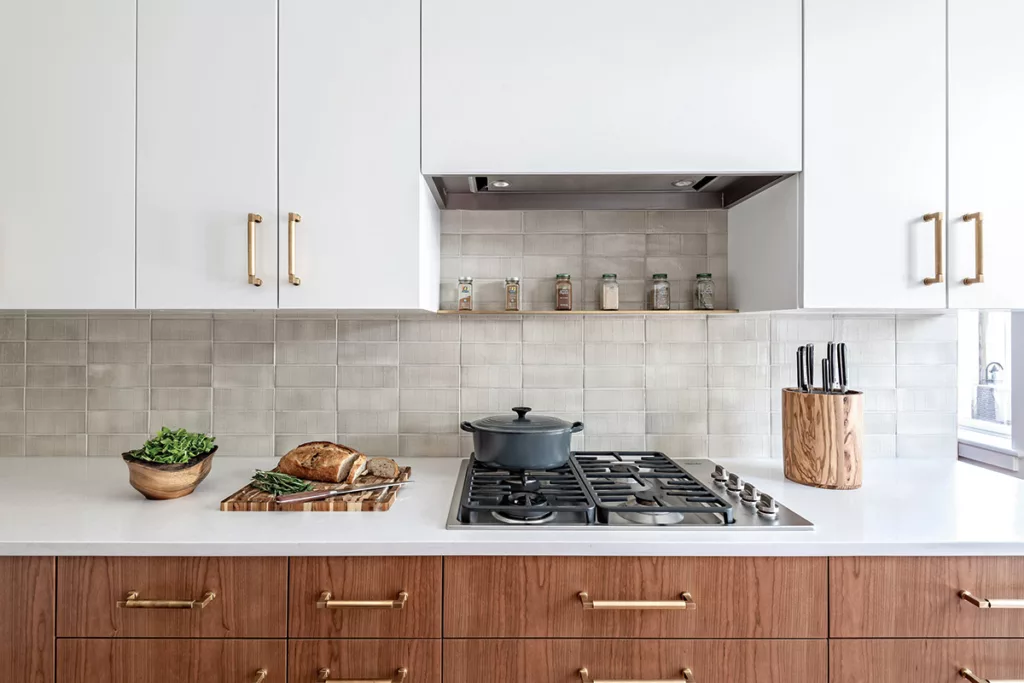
<box><xmin>137</xmin><ymin>0</ymin><xmax>277</xmax><ymax>309</ymax></box>
<box><xmin>422</xmin><ymin>0</ymin><xmax>802</xmax><ymax>175</ymax></box>
<box><xmin>802</xmin><ymin>0</ymin><xmax>946</xmax><ymax>310</ymax></box>
<box><xmin>0</xmin><ymin>0</ymin><xmax>136</xmax><ymax>309</ymax></box>
<box><xmin>279</xmin><ymin>0</ymin><xmax>438</xmax><ymax>310</ymax></box>
<box><xmin>948</xmin><ymin>0</ymin><xmax>1024</xmax><ymax>309</ymax></box>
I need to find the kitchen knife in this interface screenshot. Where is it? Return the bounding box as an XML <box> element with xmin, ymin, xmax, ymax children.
<box><xmin>826</xmin><ymin>342</ymin><xmax>836</xmax><ymax>392</ymax></box>
<box><xmin>806</xmin><ymin>344</ymin><xmax>814</xmax><ymax>392</ymax></box>
<box><xmin>275</xmin><ymin>480</ymin><xmax>412</xmax><ymax>505</ymax></box>
<box><xmin>838</xmin><ymin>342</ymin><xmax>848</xmax><ymax>394</ymax></box>
<box><xmin>821</xmin><ymin>359</ymin><xmax>829</xmax><ymax>394</ymax></box>
<box><xmin>796</xmin><ymin>346</ymin><xmax>807</xmax><ymax>392</ymax></box>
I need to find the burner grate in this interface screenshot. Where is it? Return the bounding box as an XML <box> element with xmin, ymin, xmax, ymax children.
<box><xmin>457</xmin><ymin>455</ymin><xmax>595</xmax><ymax>523</ymax></box>
<box><xmin>571</xmin><ymin>451</ymin><xmax>735</xmax><ymax>524</ymax></box>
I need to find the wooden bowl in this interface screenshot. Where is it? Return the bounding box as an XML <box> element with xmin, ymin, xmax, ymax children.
<box><xmin>121</xmin><ymin>447</ymin><xmax>218</xmax><ymax>500</ymax></box>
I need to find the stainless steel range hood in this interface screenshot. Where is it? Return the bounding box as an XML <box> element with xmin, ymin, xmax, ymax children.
<box><xmin>425</xmin><ymin>173</ymin><xmax>792</xmax><ymax>211</ymax></box>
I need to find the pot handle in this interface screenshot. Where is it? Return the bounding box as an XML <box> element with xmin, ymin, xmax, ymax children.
<box><xmin>571</xmin><ymin>421</ymin><xmax>584</xmax><ymax>433</ymax></box>
<box><xmin>460</xmin><ymin>421</ymin><xmax>476</xmax><ymax>433</ymax></box>
<box><xmin>512</xmin><ymin>406</ymin><xmax>532</xmax><ymax>420</ymax></box>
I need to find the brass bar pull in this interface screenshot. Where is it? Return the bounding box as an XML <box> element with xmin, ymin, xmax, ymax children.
<box><xmin>923</xmin><ymin>212</ymin><xmax>944</xmax><ymax>285</ymax></box>
<box><xmin>960</xmin><ymin>590</ymin><xmax>1024</xmax><ymax>609</ymax></box>
<box><xmin>248</xmin><ymin>213</ymin><xmax>263</xmax><ymax>286</ymax></box>
<box><xmin>317</xmin><ymin>591</ymin><xmax>408</xmax><ymax>609</ymax></box>
<box><xmin>318</xmin><ymin>667</ymin><xmax>407</xmax><ymax>683</ymax></box>
<box><xmin>578</xmin><ymin>668</ymin><xmax>694</xmax><ymax>683</ymax></box>
<box><xmin>579</xmin><ymin>591</ymin><xmax>695</xmax><ymax>610</ymax></box>
<box><xmin>962</xmin><ymin>212</ymin><xmax>985</xmax><ymax>285</ymax></box>
<box><xmin>288</xmin><ymin>212</ymin><xmax>302</xmax><ymax>285</ymax></box>
<box><xmin>960</xmin><ymin>667</ymin><xmax>1024</xmax><ymax>683</ymax></box>
<box><xmin>117</xmin><ymin>590</ymin><xmax>215</xmax><ymax>610</ymax></box>
<box><xmin>254</xmin><ymin>670</ymin><xmax>268</xmax><ymax>683</ymax></box>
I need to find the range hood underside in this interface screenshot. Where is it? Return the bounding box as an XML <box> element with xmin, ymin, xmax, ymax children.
<box><xmin>426</xmin><ymin>173</ymin><xmax>791</xmax><ymax>211</ymax></box>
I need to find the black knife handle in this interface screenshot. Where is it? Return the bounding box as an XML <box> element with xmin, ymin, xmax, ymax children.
<box><xmin>797</xmin><ymin>346</ymin><xmax>806</xmax><ymax>391</ymax></box>
<box><xmin>806</xmin><ymin>344</ymin><xmax>814</xmax><ymax>390</ymax></box>
<box><xmin>838</xmin><ymin>343</ymin><xmax>848</xmax><ymax>389</ymax></box>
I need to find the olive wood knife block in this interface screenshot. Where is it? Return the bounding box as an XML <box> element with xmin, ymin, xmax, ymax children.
<box><xmin>781</xmin><ymin>388</ymin><xmax>863</xmax><ymax>490</ymax></box>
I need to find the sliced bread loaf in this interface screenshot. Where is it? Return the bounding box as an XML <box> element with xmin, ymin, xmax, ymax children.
<box><xmin>365</xmin><ymin>457</ymin><xmax>400</xmax><ymax>479</ymax></box>
<box><xmin>277</xmin><ymin>441</ymin><xmax>364</xmax><ymax>483</ymax></box>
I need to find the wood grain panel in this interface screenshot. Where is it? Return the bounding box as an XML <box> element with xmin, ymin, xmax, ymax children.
<box><xmin>289</xmin><ymin>639</ymin><xmax>441</xmax><ymax>683</ymax></box>
<box><xmin>831</xmin><ymin>557</ymin><xmax>1024</xmax><ymax>637</ymax></box>
<box><xmin>289</xmin><ymin>557</ymin><xmax>441</xmax><ymax>638</ymax></box>
<box><xmin>443</xmin><ymin>556</ymin><xmax>826</xmax><ymax>638</ymax></box>
<box><xmin>445</xmin><ymin>639</ymin><xmax>827</xmax><ymax>683</ymax></box>
<box><xmin>831</xmin><ymin>639</ymin><xmax>1024</xmax><ymax>683</ymax></box>
<box><xmin>57</xmin><ymin>639</ymin><xmax>286</xmax><ymax>683</ymax></box>
<box><xmin>782</xmin><ymin>388</ymin><xmax>863</xmax><ymax>490</ymax></box>
<box><xmin>57</xmin><ymin>557</ymin><xmax>287</xmax><ymax>638</ymax></box>
<box><xmin>0</xmin><ymin>557</ymin><xmax>53</xmax><ymax>683</ymax></box>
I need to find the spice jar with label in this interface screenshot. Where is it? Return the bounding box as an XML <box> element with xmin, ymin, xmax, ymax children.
<box><xmin>504</xmin><ymin>277</ymin><xmax>521</xmax><ymax>311</ymax></box>
<box><xmin>457</xmin><ymin>277</ymin><xmax>473</xmax><ymax>311</ymax></box>
<box><xmin>555</xmin><ymin>274</ymin><xmax>573</xmax><ymax>311</ymax></box>
<box><xmin>693</xmin><ymin>273</ymin><xmax>715</xmax><ymax>310</ymax></box>
<box><xmin>649</xmin><ymin>273</ymin><xmax>671</xmax><ymax>310</ymax></box>
<box><xmin>600</xmin><ymin>274</ymin><xmax>620</xmax><ymax>311</ymax></box>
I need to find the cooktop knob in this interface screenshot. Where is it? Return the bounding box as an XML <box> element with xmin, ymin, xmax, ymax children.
<box><xmin>740</xmin><ymin>482</ymin><xmax>759</xmax><ymax>503</ymax></box>
<box><xmin>711</xmin><ymin>464</ymin><xmax>728</xmax><ymax>484</ymax></box>
<box><xmin>726</xmin><ymin>472</ymin><xmax>744</xmax><ymax>492</ymax></box>
<box><xmin>756</xmin><ymin>493</ymin><xmax>779</xmax><ymax>517</ymax></box>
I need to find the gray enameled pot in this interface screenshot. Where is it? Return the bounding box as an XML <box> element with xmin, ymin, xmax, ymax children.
<box><xmin>460</xmin><ymin>407</ymin><xmax>584</xmax><ymax>470</ymax></box>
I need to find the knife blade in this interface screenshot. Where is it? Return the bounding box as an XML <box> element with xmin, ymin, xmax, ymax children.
<box><xmin>838</xmin><ymin>342</ymin><xmax>848</xmax><ymax>394</ymax></box>
<box><xmin>275</xmin><ymin>480</ymin><xmax>413</xmax><ymax>505</ymax></box>
<box><xmin>796</xmin><ymin>346</ymin><xmax>807</xmax><ymax>392</ymax></box>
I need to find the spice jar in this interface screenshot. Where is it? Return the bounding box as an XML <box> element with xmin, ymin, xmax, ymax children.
<box><xmin>457</xmin><ymin>277</ymin><xmax>473</xmax><ymax>311</ymax></box>
<box><xmin>649</xmin><ymin>273</ymin><xmax>671</xmax><ymax>310</ymax></box>
<box><xmin>693</xmin><ymin>273</ymin><xmax>715</xmax><ymax>310</ymax></box>
<box><xmin>504</xmin><ymin>277</ymin><xmax>521</xmax><ymax>311</ymax></box>
<box><xmin>555</xmin><ymin>274</ymin><xmax>573</xmax><ymax>311</ymax></box>
<box><xmin>600</xmin><ymin>274</ymin><xmax>620</xmax><ymax>311</ymax></box>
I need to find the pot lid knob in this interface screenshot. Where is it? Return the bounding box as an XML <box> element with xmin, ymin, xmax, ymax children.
<box><xmin>512</xmin><ymin>406</ymin><xmax>532</xmax><ymax>421</ymax></box>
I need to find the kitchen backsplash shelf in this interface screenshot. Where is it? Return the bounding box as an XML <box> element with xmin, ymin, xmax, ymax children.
<box><xmin>438</xmin><ymin>309</ymin><xmax>739</xmax><ymax>315</ymax></box>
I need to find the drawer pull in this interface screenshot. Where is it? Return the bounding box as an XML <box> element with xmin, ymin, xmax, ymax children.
<box><xmin>318</xmin><ymin>667</ymin><xmax>407</xmax><ymax>683</ymax></box>
<box><xmin>254</xmin><ymin>670</ymin><xmax>268</xmax><ymax>683</ymax></box>
<box><xmin>959</xmin><ymin>590</ymin><xmax>1024</xmax><ymax>609</ymax></box>
<box><xmin>578</xmin><ymin>591</ymin><xmax>696</xmax><ymax>610</ymax></box>
<box><xmin>578</xmin><ymin>667</ymin><xmax>694</xmax><ymax>683</ymax></box>
<box><xmin>317</xmin><ymin>590</ymin><xmax>408</xmax><ymax>609</ymax></box>
<box><xmin>960</xmin><ymin>667</ymin><xmax>1024</xmax><ymax>683</ymax></box>
<box><xmin>117</xmin><ymin>590</ymin><xmax>216</xmax><ymax>610</ymax></box>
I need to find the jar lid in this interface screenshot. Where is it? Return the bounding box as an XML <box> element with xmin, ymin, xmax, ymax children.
<box><xmin>602</xmin><ymin>273</ymin><xmax>617</xmax><ymax>279</ymax></box>
<box><xmin>459</xmin><ymin>276</ymin><xmax>473</xmax><ymax>282</ymax></box>
<box><xmin>505</xmin><ymin>277</ymin><xmax>520</xmax><ymax>283</ymax></box>
<box><xmin>697</xmin><ymin>273</ymin><xmax>713</xmax><ymax>279</ymax></box>
<box><xmin>556</xmin><ymin>273</ymin><xmax>571</xmax><ymax>279</ymax></box>
<box><xmin>652</xmin><ymin>273</ymin><xmax>669</xmax><ymax>279</ymax></box>
<box><xmin>468</xmin><ymin>407</ymin><xmax>575</xmax><ymax>434</ymax></box>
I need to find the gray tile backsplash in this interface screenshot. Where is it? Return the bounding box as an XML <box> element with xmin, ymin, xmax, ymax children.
<box><xmin>0</xmin><ymin>210</ymin><xmax>959</xmax><ymax>460</ymax></box>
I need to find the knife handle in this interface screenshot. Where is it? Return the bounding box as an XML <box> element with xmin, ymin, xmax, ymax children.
<box><xmin>275</xmin><ymin>488</ymin><xmax>341</xmax><ymax>504</ymax></box>
<box><xmin>806</xmin><ymin>344</ymin><xmax>814</xmax><ymax>390</ymax></box>
<box><xmin>796</xmin><ymin>346</ymin><xmax>806</xmax><ymax>391</ymax></box>
<box><xmin>838</xmin><ymin>343</ymin><xmax>849</xmax><ymax>390</ymax></box>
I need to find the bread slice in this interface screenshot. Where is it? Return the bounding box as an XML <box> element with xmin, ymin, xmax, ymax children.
<box><xmin>365</xmin><ymin>457</ymin><xmax>400</xmax><ymax>480</ymax></box>
<box><xmin>277</xmin><ymin>441</ymin><xmax>364</xmax><ymax>483</ymax></box>
<box><xmin>344</xmin><ymin>453</ymin><xmax>367</xmax><ymax>484</ymax></box>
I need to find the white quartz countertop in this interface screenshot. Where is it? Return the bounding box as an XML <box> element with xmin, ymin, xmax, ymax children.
<box><xmin>1</xmin><ymin>455</ymin><xmax>1023</xmax><ymax>556</ymax></box>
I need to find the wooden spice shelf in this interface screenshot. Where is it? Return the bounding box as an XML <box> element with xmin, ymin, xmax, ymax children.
<box><xmin>437</xmin><ymin>309</ymin><xmax>739</xmax><ymax>315</ymax></box>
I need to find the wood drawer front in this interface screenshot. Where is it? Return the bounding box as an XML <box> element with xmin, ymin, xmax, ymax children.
<box><xmin>0</xmin><ymin>557</ymin><xmax>54</xmax><ymax>683</ymax></box>
<box><xmin>832</xmin><ymin>639</ymin><xmax>1024</xmax><ymax>683</ymax></box>
<box><xmin>289</xmin><ymin>557</ymin><xmax>441</xmax><ymax>638</ymax></box>
<box><xmin>57</xmin><ymin>557</ymin><xmax>287</xmax><ymax>638</ymax></box>
<box><xmin>57</xmin><ymin>639</ymin><xmax>287</xmax><ymax>683</ymax></box>
<box><xmin>831</xmin><ymin>557</ymin><xmax>1024</xmax><ymax>637</ymax></box>
<box><xmin>288</xmin><ymin>640</ymin><xmax>441</xmax><ymax>683</ymax></box>
<box><xmin>443</xmin><ymin>556</ymin><xmax>827</xmax><ymax>638</ymax></box>
<box><xmin>445</xmin><ymin>639</ymin><xmax>827</xmax><ymax>683</ymax></box>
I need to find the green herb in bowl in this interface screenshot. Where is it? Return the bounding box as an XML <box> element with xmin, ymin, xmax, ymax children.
<box><xmin>128</xmin><ymin>427</ymin><xmax>216</xmax><ymax>464</ymax></box>
<box><xmin>250</xmin><ymin>470</ymin><xmax>314</xmax><ymax>495</ymax></box>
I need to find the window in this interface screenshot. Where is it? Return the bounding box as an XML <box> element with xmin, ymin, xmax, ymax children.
<box><xmin>958</xmin><ymin>310</ymin><xmax>1012</xmax><ymax>444</ymax></box>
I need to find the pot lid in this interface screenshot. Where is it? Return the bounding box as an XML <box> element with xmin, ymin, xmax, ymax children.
<box><xmin>469</xmin><ymin>407</ymin><xmax>573</xmax><ymax>434</ymax></box>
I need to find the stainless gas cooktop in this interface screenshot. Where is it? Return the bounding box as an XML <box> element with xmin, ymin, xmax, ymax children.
<box><xmin>446</xmin><ymin>452</ymin><xmax>813</xmax><ymax>530</ymax></box>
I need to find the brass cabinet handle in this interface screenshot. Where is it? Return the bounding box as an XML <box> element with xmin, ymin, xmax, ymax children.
<box><xmin>288</xmin><ymin>212</ymin><xmax>302</xmax><ymax>285</ymax></box>
<box><xmin>960</xmin><ymin>667</ymin><xmax>1024</xmax><ymax>683</ymax></box>
<box><xmin>962</xmin><ymin>212</ymin><xmax>985</xmax><ymax>285</ymax></box>
<box><xmin>578</xmin><ymin>591</ymin><xmax>695</xmax><ymax>610</ymax></box>
<box><xmin>960</xmin><ymin>590</ymin><xmax>1024</xmax><ymax>609</ymax></box>
<box><xmin>923</xmin><ymin>212</ymin><xmax>944</xmax><ymax>285</ymax></box>
<box><xmin>247</xmin><ymin>213</ymin><xmax>263</xmax><ymax>286</ymax></box>
<box><xmin>318</xmin><ymin>667</ymin><xmax>407</xmax><ymax>683</ymax></box>
<box><xmin>117</xmin><ymin>590</ymin><xmax>215</xmax><ymax>610</ymax></box>
<box><xmin>317</xmin><ymin>591</ymin><xmax>408</xmax><ymax>609</ymax></box>
<box><xmin>579</xmin><ymin>668</ymin><xmax>694</xmax><ymax>683</ymax></box>
<box><xmin>254</xmin><ymin>670</ymin><xmax>268</xmax><ymax>683</ymax></box>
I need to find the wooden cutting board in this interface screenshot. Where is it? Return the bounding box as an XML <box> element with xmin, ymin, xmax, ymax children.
<box><xmin>220</xmin><ymin>467</ymin><xmax>411</xmax><ymax>512</ymax></box>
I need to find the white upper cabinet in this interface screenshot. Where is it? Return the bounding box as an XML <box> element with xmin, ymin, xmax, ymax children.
<box><xmin>136</xmin><ymin>0</ymin><xmax>278</xmax><ymax>309</ymax></box>
<box><xmin>948</xmin><ymin>0</ymin><xmax>1024</xmax><ymax>309</ymax></box>
<box><xmin>801</xmin><ymin>0</ymin><xmax>947</xmax><ymax>309</ymax></box>
<box><xmin>279</xmin><ymin>0</ymin><xmax>438</xmax><ymax>310</ymax></box>
<box><xmin>0</xmin><ymin>0</ymin><xmax>136</xmax><ymax>309</ymax></box>
<box><xmin>422</xmin><ymin>0</ymin><xmax>802</xmax><ymax>175</ymax></box>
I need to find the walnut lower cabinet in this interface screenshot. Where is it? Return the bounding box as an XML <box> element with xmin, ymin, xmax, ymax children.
<box><xmin>288</xmin><ymin>639</ymin><xmax>441</xmax><ymax>683</ymax></box>
<box><xmin>832</xmin><ymin>640</ymin><xmax>1024</xmax><ymax>683</ymax></box>
<box><xmin>0</xmin><ymin>557</ymin><xmax>54</xmax><ymax>683</ymax></box>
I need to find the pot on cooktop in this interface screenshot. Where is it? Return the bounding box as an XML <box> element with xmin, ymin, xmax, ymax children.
<box><xmin>460</xmin><ymin>407</ymin><xmax>584</xmax><ymax>470</ymax></box>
